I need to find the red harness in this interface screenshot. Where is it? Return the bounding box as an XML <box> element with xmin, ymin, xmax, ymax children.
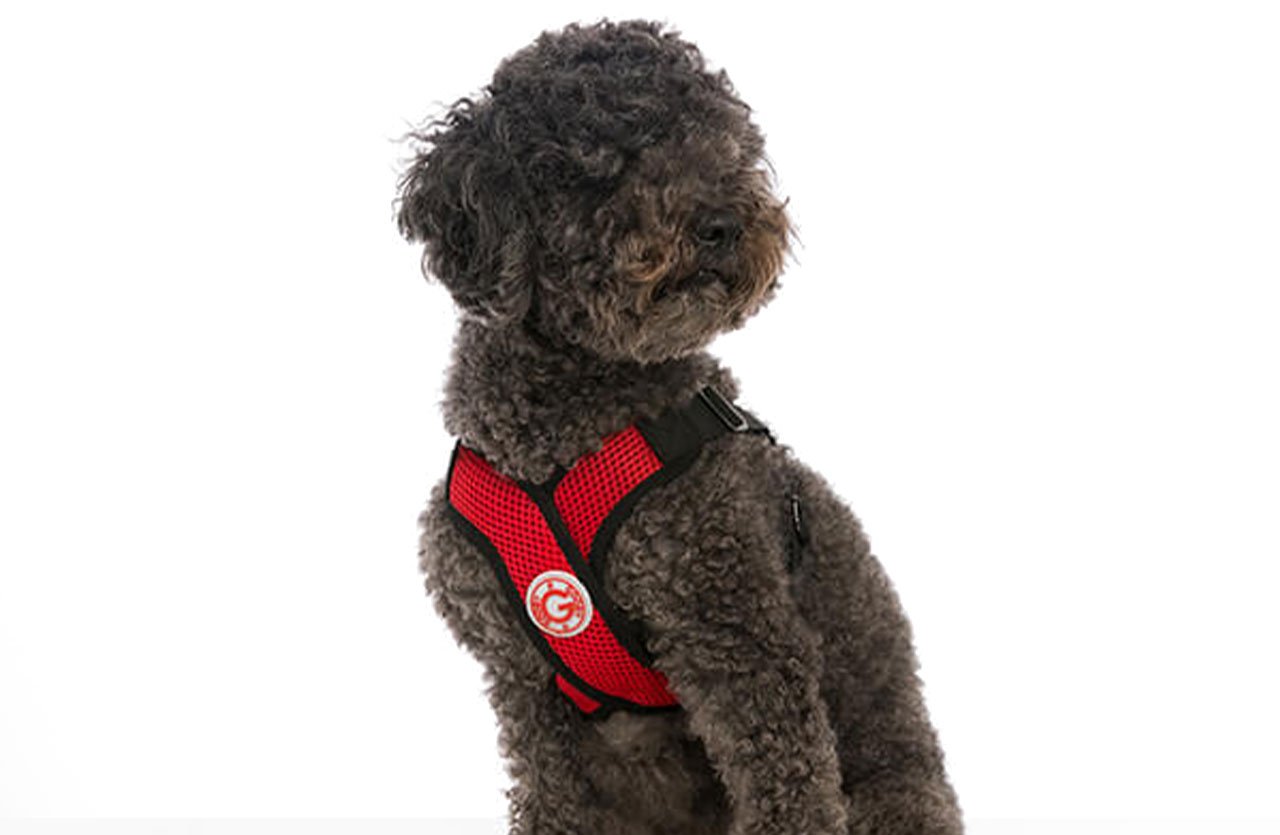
<box><xmin>446</xmin><ymin>387</ymin><xmax>772</xmax><ymax>715</ymax></box>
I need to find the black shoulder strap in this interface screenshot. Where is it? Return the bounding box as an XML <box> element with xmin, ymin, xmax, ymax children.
<box><xmin>637</xmin><ymin>385</ymin><xmax>774</xmax><ymax>464</ymax></box>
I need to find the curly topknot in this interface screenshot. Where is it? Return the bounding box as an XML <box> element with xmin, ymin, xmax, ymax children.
<box><xmin>486</xmin><ymin>20</ymin><xmax>749</xmax><ymax>175</ymax></box>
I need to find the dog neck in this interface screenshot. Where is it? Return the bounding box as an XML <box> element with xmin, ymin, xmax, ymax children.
<box><xmin>442</xmin><ymin>319</ymin><xmax>738</xmax><ymax>483</ymax></box>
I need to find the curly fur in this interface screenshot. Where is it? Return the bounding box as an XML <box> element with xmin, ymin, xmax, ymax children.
<box><xmin>397</xmin><ymin>18</ymin><xmax>963</xmax><ymax>834</ymax></box>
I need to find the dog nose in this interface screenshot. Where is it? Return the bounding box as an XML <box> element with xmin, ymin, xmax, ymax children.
<box><xmin>693</xmin><ymin>211</ymin><xmax>743</xmax><ymax>249</ymax></box>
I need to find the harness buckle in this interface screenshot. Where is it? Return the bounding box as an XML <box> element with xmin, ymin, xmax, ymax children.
<box><xmin>698</xmin><ymin>386</ymin><xmax>750</xmax><ymax>433</ymax></box>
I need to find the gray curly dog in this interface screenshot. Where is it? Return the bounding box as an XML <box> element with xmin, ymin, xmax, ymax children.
<box><xmin>395</xmin><ymin>18</ymin><xmax>964</xmax><ymax>835</ymax></box>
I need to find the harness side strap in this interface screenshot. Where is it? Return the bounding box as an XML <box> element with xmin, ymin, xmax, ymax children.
<box><xmin>637</xmin><ymin>385</ymin><xmax>774</xmax><ymax>464</ymax></box>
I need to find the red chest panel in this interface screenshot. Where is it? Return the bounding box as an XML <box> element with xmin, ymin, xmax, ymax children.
<box><xmin>443</xmin><ymin>386</ymin><xmax>774</xmax><ymax>716</ymax></box>
<box><xmin>447</xmin><ymin>426</ymin><xmax>680</xmax><ymax>715</ymax></box>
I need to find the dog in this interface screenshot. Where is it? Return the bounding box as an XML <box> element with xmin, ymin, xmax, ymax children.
<box><xmin>396</xmin><ymin>19</ymin><xmax>963</xmax><ymax>835</ymax></box>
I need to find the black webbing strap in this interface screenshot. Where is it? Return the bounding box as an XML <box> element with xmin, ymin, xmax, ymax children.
<box><xmin>637</xmin><ymin>385</ymin><xmax>773</xmax><ymax>464</ymax></box>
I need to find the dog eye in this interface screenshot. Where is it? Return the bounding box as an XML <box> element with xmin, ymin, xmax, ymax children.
<box><xmin>692</xmin><ymin>212</ymin><xmax>742</xmax><ymax>248</ymax></box>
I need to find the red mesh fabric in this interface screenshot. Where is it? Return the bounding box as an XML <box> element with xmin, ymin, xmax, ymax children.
<box><xmin>554</xmin><ymin>426</ymin><xmax>662</xmax><ymax>561</ymax></box>
<box><xmin>449</xmin><ymin>444</ymin><xmax>677</xmax><ymax>710</ymax></box>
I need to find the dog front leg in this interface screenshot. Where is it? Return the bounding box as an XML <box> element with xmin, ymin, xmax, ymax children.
<box><xmin>789</xmin><ymin>471</ymin><xmax>965</xmax><ymax>834</ymax></box>
<box><xmin>486</xmin><ymin>672</ymin><xmax>606</xmax><ymax>835</ymax></box>
<box><xmin>645</xmin><ymin>547</ymin><xmax>849</xmax><ymax>835</ymax></box>
<box><xmin>421</xmin><ymin>489</ymin><xmax>605</xmax><ymax>834</ymax></box>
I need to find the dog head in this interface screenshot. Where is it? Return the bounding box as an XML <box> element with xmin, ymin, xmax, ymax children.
<box><xmin>396</xmin><ymin>19</ymin><xmax>792</xmax><ymax>363</ymax></box>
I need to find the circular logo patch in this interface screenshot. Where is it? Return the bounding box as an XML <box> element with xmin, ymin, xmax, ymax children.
<box><xmin>525</xmin><ymin>570</ymin><xmax>593</xmax><ymax>639</ymax></box>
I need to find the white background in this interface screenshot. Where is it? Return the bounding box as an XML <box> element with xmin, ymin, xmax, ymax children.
<box><xmin>2</xmin><ymin>0</ymin><xmax>1278</xmax><ymax>827</ymax></box>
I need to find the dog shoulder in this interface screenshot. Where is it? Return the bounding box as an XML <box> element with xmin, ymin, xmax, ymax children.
<box><xmin>656</xmin><ymin>431</ymin><xmax>792</xmax><ymax>539</ymax></box>
<box><xmin>602</xmin><ymin>432</ymin><xmax>794</xmax><ymax>609</ymax></box>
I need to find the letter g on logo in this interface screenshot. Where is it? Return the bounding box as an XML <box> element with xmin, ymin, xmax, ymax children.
<box><xmin>525</xmin><ymin>570</ymin><xmax>593</xmax><ymax>638</ymax></box>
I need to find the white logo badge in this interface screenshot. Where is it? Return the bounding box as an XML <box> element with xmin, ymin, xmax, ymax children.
<box><xmin>525</xmin><ymin>570</ymin><xmax>593</xmax><ymax>639</ymax></box>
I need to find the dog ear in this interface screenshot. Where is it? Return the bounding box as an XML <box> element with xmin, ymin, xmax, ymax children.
<box><xmin>396</xmin><ymin>99</ymin><xmax>534</xmax><ymax>324</ymax></box>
